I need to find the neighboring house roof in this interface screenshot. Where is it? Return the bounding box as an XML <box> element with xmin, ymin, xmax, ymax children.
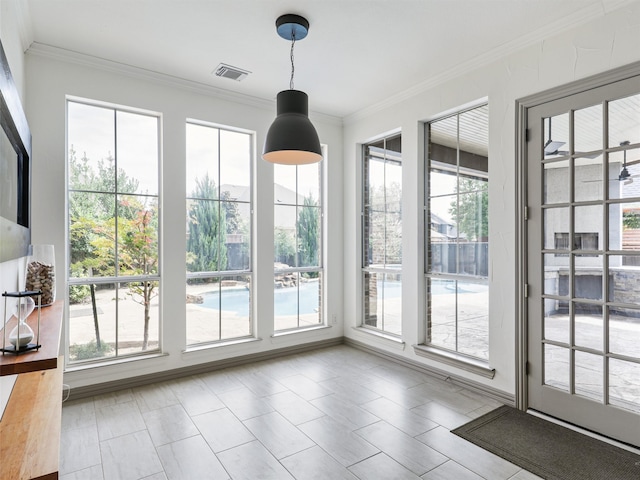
<box><xmin>218</xmin><ymin>184</ymin><xmax>250</xmax><ymax>202</ymax></box>
<box><xmin>219</xmin><ymin>183</ymin><xmax>304</xmax><ymax>205</ymax></box>
<box><xmin>430</xmin><ymin>212</ymin><xmax>451</xmax><ymax>227</ymax></box>
<box><xmin>219</xmin><ymin>183</ymin><xmax>305</xmax><ymax>230</ymax></box>
<box><xmin>274</xmin><ymin>184</ymin><xmax>305</xmax><ymax>205</ymax></box>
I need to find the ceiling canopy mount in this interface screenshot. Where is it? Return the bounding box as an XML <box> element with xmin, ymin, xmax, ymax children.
<box><xmin>276</xmin><ymin>14</ymin><xmax>309</xmax><ymax>41</ymax></box>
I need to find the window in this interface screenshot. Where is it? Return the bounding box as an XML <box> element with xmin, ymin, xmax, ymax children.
<box><xmin>67</xmin><ymin>100</ymin><xmax>160</xmax><ymax>363</ymax></box>
<box><xmin>273</xmin><ymin>160</ymin><xmax>323</xmax><ymax>332</ymax></box>
<box><xmin>185</xmin><ymin>122</ymin><xmax>252</xmax><ymax>346</ymax></box>
<box><xmin>425</xmin><ymin>104</ymin><xmax>489</xmax><ymax>360</ymax></box>
<box><xmin>362</xmin><ymin>134</ymin><xmax>402</xmax><ymax>335</ymax></box>
<box><xmin>554</xmin><ymin>232</ymin><xmax>571</xmax><ymax>252</ymax></box>
<box><xmin>554</xmin><ymin>232</ymin><xmax>599</xmax><ymax>256</ymax></box>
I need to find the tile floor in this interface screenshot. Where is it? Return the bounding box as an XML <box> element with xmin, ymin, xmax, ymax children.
<box><xmin>60</xmin><ymin>345</ymin><xmax>542</xmax><ymax>480</ymax></box>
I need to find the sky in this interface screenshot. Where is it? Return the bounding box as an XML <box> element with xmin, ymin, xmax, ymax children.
<box><xmin>68</xmin><ymin>101</ymin><xmax>159</xmax><ymax>195</ymax></box>
<box><xmin>186</xmin><ymin>122</ymin><xmax>251</xmax><ymax>196</ymax></box>
<box><xmin>68</xmin><ymin>102</ymin><xmax>261</xmax><ymax>199</ymax></box>
<box><xmin>67</xmin><ymin>100</ymin><xmax>327</xmax><ymax>239</ymax></box>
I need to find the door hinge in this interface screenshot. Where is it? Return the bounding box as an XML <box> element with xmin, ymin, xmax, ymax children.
<box><xmin>524</xmin><ymin>283</ymin><xmax>529</xmax><ymax>298</ymax></box>
<box><xmin>523</xmin><ymin>206</ymin><xmax>528</xmax><ymax>221</ymax></box>
<box><xmin>525</xmin><ymin>129</ymin><xmax>530</xmax><ymax>142</ymax></box>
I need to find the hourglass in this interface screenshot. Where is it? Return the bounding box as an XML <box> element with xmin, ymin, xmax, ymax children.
<box><xmin>2</xmin><ymin>290</ymin><xmax>42</xmax><ymax>354</ymax></box>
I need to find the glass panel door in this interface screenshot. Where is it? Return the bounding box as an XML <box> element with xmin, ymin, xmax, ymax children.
<box><xmin>526</xmin><ymin>76</ymin><xmax>640</xmax><ymax>447</ymax></box>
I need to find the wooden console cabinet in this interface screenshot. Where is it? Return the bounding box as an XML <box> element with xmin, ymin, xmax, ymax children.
<box><xmin>0</xmin><ymin>301</ymin><xmax>63</xmax><ymax>480</ymax></box>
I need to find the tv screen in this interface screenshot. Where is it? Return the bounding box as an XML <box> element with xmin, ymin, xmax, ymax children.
<box><xmin>0</xmin><ymin>39</ymin><xmax>31</xmax><ymax>263</ymax></box>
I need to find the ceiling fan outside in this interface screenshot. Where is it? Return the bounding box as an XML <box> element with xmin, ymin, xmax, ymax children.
<box><xmin>578</xmin><ymin>140</ymin><xmax>640</xmax><ymax>185</ymax></box>
<box><xmin>617</xmin><ymin>141</ymin><xmax>638</xmax><ymax>185</ymax></box>
<box><xmin>544</xmin><ymin>117</ymin><xmax>570</xmax><ymax>156</ymax></box>
<box><xmin>544</xmin><ymin>117</ymin><xmax>606</xmax><ymax>160</ymax></box>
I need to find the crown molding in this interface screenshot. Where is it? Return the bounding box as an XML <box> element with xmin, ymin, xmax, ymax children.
<box><xmin>344</xmin><ymin>0</ymin><xmax>637</xmax><ymax>125</ymax></box>
<box><xmin>25</xmin><ymin>42</ymin><xmax>342</xmax><ymax>127</ymax></box>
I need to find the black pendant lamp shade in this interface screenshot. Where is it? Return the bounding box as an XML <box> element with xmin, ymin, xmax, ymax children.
<box><xmin>262</xmin><ymin>14</ymin><xmax>322</xmax><ymax>165</ymax></box>
<box><xmin>263</xmin><ymin>89</ymin><xmax>322</xmax><ymax>165</ymax></box>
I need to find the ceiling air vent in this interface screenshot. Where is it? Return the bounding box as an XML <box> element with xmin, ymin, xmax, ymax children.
<box><xmin>213</xmin><ymin>63</ymin><xmax>250</xmax><ymax>81</ymax></box>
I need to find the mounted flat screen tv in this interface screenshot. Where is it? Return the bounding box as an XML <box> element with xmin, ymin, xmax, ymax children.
<box><xmin>0</xmin><ymin>39</ymin><xmax>31</xmax><ymax>263</ymax></box>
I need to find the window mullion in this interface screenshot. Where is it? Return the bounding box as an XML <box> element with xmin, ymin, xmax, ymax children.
<box><xmin>114</xmin><ymin>110</ymin><xmax>119</xmax><ymax>278</ymax></box>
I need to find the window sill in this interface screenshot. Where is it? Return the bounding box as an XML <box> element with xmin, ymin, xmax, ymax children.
<box><xmin>271</xmin><ymin>324</ymin><xmax>332</xmax><ymax>339</ymax></box>
<box><xmin>183</xmin><ymin>336</ymin><xmax>262</xmax><ymax>354</ymax></box>
<box><xmin>352</xmin><ymin>326</ymin><xmax>406</xmax><ymax>350</ymax></box>
<box><xmin>412</xmin><ymin>344</ymin><xmax>495</xmax><ymax>379</ymax></box>
<box><xmin>65</xmin><ymin>351</ymin><xmax>169</xmax><ymax>372</ymax></box>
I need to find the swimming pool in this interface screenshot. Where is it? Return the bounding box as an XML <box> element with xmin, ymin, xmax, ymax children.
<box><xmin>199</xmin><ymin>279</ymin><xmax>484</xmax><ymax>316</ymax></box>
<box><xmin>200</xmin><ymin>281</ymin><xmax>325</xmax><ymax>316</ymax></box>
<box><xmin>201</xmin><ymin>280</ymin><xmax>400</xmax><ymax>316</ymax></box>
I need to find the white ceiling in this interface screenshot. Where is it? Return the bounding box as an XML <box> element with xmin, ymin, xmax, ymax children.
<box><xmin>22</xmin><ymin>0</ymin><xmax>631</xmax><ymax>119</ymax></box>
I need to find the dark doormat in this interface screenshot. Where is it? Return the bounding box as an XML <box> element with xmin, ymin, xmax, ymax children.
<box><xmin>451</xmin><ymin>405</ymin><xmax>640</xmax><ymax>480</ymax></box>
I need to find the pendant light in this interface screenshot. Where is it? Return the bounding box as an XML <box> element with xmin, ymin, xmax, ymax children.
<box><xmin>263</xmin><ymin>14</ymin><xmax>322</xmax><ymax>165</ymax></box>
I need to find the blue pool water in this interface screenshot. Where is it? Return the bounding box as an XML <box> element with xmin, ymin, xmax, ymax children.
<box><xmin>200</xmin><ymin>279</ymin><xmax>484</xmax><ymax>316</ymax></box>
<box><xmin>201</xmin><ymin>282</ymin><xmax>323</xmax><ymax>316</ymax></box>
<box><xmin>200</xmin><ymin>287</ymin><xmax>252</xmax><ymax>316</ymax></box>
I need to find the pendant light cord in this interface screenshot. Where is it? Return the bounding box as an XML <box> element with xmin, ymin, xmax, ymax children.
<box><xmin>290</xmin><ymin>32</ymin><xmax>296</xmax><ymax>90</ymax></box>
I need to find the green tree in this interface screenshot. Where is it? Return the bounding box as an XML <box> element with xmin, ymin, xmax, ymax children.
<box><xmin>274</xmin><ymin>227</ymin><xmax>295</xmax><ymax>266</ymax></box>
<box><xmin>68</xmin><ymin>146</ymin><xmax>158</xmax><ymax>352</ymax></box>
<box><xmin>68</xmin><ymin>148</ymin><xmax>100</xmax><ymax>273</ymax></box>
<box><xmin>296</xmin><ymin>195</ymin><xmax>319</xmax><ymax>268</ymax></box>
<box><xmin>68</xmin><ymin>147</ymin><xmax>140</xmax><ymax>279</ymax></box>
<box><xmin>221</xmin><ymin>190</ymin><xmax>241</xmax><ymax>232</ymax></box>
<box><xmin>186</xmin><ymin>174</ymin><xmax>228</xmax><ymax>272</ymax></box>
<box><xmin>623</xmin><ymin>211</ymin><xmax>640</xmax><ymax>229</ymax></box>
<box><xmin>449</xmin><ymin>177</ymin><xmax>488</xmax><ymax>241</ymax></box>
<box><xmin>220</xmin><ymin>190</ymin><xmax>249</xmax><ymax>270</ymax></box>
<box><xmin>90</xmin><ymin>196</ymin><xmax>159</xmax><ymax>350</ymax></box>
<box><xmin>120</xmin><ymin>198</ymin><xmax>158</xmax><ymax>351</ymax></box>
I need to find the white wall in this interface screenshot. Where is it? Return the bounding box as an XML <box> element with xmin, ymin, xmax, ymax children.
<box><xmin>25</xmin><ymin>49</ymin><xmax>344</xmax><ymax>389</ymax></box>
<box><xmin>342</xmin><ymin>2</ymin><xmax>640</xmax><ymax>395</ymax></box>
<box><xmin>0</xmin><ymin>0</ymin><xmax>30</xmax><ymax>322</ymax></box>
<box><xmin>0</xmin><ymin>0</ymin><xmax>27</xmax><ymax>99</ymax></box>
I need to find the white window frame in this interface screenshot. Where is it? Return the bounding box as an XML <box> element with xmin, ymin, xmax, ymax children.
<box><xmin>65</xmin><ymin>97</ymin><xmax>162</xmax><ymax>365</ymax></box>
<box><xmin>417</xmin><ymin>103</ymin><xmax>494</xmax><ymax>378</ymax></box>
<box><xmin>185</xmin><ymin>120</ymin><xmax>254</xmax><ymax>347</ymax></box>
<box><xmin>361</xmin><ymin>133</ymin><xmax>403</xmax><ymax>337</ymax></box>
<box><xmin>273</xmin><ymin>149</ymin><xmax>325</xmax><ymax>334</ymax></box>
